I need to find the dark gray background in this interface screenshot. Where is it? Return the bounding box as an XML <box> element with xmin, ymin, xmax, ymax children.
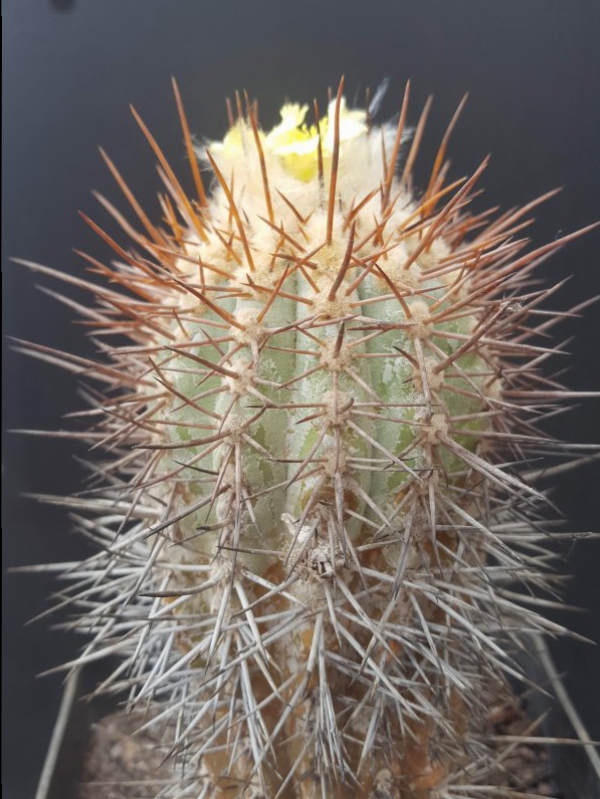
<box><xmin>3</xmin><ymin>1</ymin><xmax>600</xmax><ymax>797</ymax></box>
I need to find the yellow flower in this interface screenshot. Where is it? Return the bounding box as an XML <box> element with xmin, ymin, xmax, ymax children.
<box><xmin>269</xmin><ymin>98</ymin><xmax>368</xmax><ymax>181</ymax></box>
<box><xmin>214</xmin><ymin>97</ymin><xmax>370</xmax><ymax>182</ymax></box>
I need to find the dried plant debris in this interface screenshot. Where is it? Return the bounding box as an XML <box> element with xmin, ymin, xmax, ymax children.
<box><xmin>77</xmin><ymin>698</ymin><xmax>562</xmax><ymax>798</ymax></box>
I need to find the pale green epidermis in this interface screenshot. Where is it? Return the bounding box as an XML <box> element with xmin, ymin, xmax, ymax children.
<box><xmin>157</xmin><ymin>226</ymin><xmax>490</xmax><ymax>579</ymax></box>
<box><xmin>162</xmin><ymin>289</ymin><xmax>298</xmax><ymax>576</ymax></box>
<box><xmin>358</xmin><ymin>269</ymin><xmax>488</xmax><ymax>510</ymax></box>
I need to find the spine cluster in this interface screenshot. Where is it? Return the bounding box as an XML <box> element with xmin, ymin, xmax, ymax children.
<box><xmin>21</xmin><ymin>80</ymin><xmax>597</xmax><ymax>798</ymax></box>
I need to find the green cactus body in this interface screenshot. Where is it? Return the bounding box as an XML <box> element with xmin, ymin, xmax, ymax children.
<box><xmin>24</xmin><ymin>82</ymin><xmax>596</xmax><ymax>799</ymax></box>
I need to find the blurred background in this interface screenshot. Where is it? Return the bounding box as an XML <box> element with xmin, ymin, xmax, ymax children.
<box><xmin>3</xmin><ymin>1</ymin><xmax>600</xmax><ymax>796</ymax></box>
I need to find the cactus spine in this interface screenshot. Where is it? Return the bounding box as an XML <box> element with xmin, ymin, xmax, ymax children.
<box><xmin>21</xmin><ymin>79</ymin><xmax>598</xmax><ymax>798</ymax></box>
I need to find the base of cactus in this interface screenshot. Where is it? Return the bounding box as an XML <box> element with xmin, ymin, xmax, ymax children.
<box><xmin>36</xmin><ymin>661</ymin><xmax>597</xmax><ymax>799</ymax></box>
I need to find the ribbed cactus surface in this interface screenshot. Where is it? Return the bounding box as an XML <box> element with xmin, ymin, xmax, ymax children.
<box><xmin>20</xmin><ymin>81</ymin><xmax>597</xmax><ymax>799</ymax></box>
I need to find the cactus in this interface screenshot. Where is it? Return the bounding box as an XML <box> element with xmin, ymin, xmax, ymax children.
<box><xmin>20</xmin><ymin>79</ymin><xmax>599</xmax><ymax>798</ymax></box>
